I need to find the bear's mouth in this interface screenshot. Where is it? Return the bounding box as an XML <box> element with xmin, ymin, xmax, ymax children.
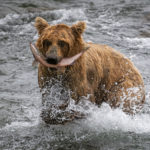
<box><xmin>30</xmin><ymin>43</ymin><xmax>89</xmax><ymax>68</ymax></box>
<box><xmin>46</xmin><ymin>56</ymin><xmax>62</xmax><ymax>65</ymax></box>
<box><xmin>46</xmin><ymin>57</ymin><xmax>58</xmax><ymax>65</ymax></box>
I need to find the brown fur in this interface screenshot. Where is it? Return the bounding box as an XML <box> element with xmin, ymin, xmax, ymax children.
<box><xmin>35</xmin><ymin>17</ymin><xmax>145</xmax><ymax>114</ymax></box>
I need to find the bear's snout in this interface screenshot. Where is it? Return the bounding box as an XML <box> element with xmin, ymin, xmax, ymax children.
<box><xmin>45</xmin><ymin>46</ymin><xmax>62</xmax><ymax>65</ymax></box>
<box><xmin>46</xmin><ymin>55</ymin><xmax>59</xmax><ymax>64</ymax></box>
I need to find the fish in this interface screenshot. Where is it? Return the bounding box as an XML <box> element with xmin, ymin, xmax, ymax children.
<box><xmin>30</xmin><ymin>43</ymin><xmax>89</xmax><ymax>68</ymax></box>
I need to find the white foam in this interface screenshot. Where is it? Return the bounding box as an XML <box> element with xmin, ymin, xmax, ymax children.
<box><xmin>84</xmin><ymin>102</ymin><xmax>150</xmax><ymax>134</ymax></box>
<box><xmin>49</xmin><ymin>8</ymin><xmax>87</xmax><ymax>25</ymax></box>
<box><xmin>1</xmin><ymin>85</ymin><xmax>150</xmax><ymax>134</ymax></box>
<box><xmin>125</xmin><ymin>37</ymin><xmax>150</xmax><ymax>49</ymax></box>
<box><xmin>45</xmin><ymin>87</ymin><xmax>150</xmax><ymax>134</ymax></box>
<box><xmin>18</xmin><ymin>23</ymin><xmax>34</xmax><ymax>35</ymax></box>
<box><xmin>4</xmin><ymin>121</ymin><xmax>38</xmax><ymax>130</ymax></box>
<box><xmin>0</xmin><ymin>14</ymin><xmax>20</xmax><ymax>25</ymax></box>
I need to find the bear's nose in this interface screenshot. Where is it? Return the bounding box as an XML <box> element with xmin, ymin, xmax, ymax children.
<box><xmin>46</xmin><ymin>56</ymin><xmax>58</xmax><ymax>65</ymax></box>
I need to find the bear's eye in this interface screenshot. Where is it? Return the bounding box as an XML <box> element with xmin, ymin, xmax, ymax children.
<box><xmin>43</xmin><ymin>39</ymin><xmax>52</xmax><ymax>49</ymax></box>
<box><xmin>58</xmin><ymin>40</ymin><xmax>66</xmax><ymax>48</ymax></box>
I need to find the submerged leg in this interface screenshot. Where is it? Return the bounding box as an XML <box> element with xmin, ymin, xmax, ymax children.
<box><xmin>106</xmin><ymin>81</ymin><xmax>145</xmax><ymax>114</ymax></box>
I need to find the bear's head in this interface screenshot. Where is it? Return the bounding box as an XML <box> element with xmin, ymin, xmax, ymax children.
<box><xmin>35</xmin><ymin>17</ymin><xmax>86</xmax><ymax>65</ymax></box>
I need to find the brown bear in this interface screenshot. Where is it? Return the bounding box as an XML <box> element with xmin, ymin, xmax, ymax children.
<box><xmin>33</xmin><ymin>17</ymin><xmax>145</xmax><ymax>124</ymax></box>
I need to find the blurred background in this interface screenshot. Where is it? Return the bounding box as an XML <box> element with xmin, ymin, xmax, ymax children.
<box><xmin>0</xmin><ymin>0</ymin><xmax>150</xmax><ymax>150</ymax></box>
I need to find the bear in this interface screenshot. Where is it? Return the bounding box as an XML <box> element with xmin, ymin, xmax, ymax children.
<box><xmin>33</xmin><ymin>17</ymin><xmax>145</xmax><ymax>124</ymax></box>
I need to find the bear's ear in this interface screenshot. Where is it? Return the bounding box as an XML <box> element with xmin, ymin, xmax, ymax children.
<box><xmin>34</xmin><ymin>17</ymin><xmax>49</xmax><ymax>35</ymax></box>
<box><xmin>71</xmin><ymin>21</ymin><xmax>86</xmax><ymax>35</ymax></box>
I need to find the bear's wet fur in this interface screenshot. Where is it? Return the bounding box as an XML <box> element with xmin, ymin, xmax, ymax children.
<box><xmin>35</xmin><ymin>17</ymin><xmax>145</xmax><ymax>122</ymax></box>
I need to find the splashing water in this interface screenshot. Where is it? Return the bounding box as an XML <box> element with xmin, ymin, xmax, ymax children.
<box><xmin>28</xmin><ymin>78</ymin><xmax>150</xmax><ymax>134</ymax></box>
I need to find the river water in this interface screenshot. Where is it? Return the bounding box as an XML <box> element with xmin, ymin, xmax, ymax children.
<box><xmin>0</xmin><ymin>0</ymin><xmax>150</xmax><ymax>149</ymax></box>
